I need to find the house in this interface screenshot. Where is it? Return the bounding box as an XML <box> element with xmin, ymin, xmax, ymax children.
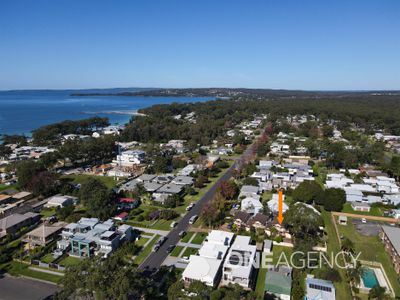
<box><xmin>206</xmin><ymin>155</ymin><xmax>220</xmax><ymax>168</ymax></box>
<box><xmin>239</xmin><ymin>185</ymin><xmax>259</xmax><ymax>199</ymax></box>
<box><xmin>264</xmin><ymin>266</ymin><xmax>292</xmax><ymax>300</ymax></box>
<box><xmin>103</xmin><ymin>125</ymin><xmax>124</xmax><ymax>135</ymax></box>
<box><xmin>153</xmin><ymin>174</ymin><xmax>175</xmax><ymax>185</ymax></box>
<box><xmin>0</xmin><ymin>194</ymin><xmax>12</xmax><ymax>205</ymax></box>
<box><xmin>182</xmin><ymin>255</ymin><xmax>223</xmax><ymax>287</ymax></box>
<box><xmin>57</xmin><ymin>218</ymin><xmax>134</xmax><ymax>258</ymax></box>
<box><xmin>305</xmin><ymin>277</ymin><xmax>336</xmax><ymax>300</ymax></box>
<box><xmin>152</xmin><ymin>193</ymin><xmax>170</xmax><ymax>205</ymax></box>
<box><xmin>338</xmin><ymin>216</ymin><xmax>348</xmax><ymax>225</ymax></box>
<box><xmin>381</xmin><ymin>226</ymin><xmax>400</xmax><ymax>274</ymax></box>
<box><xmin>233</xmin><ymin>211</ymin><xmax>252</xmax><ymax>227</ymax></box>
<box><xmin>117</xmin><ymin>179</ymin><xmax>139</xmax><ymax>192</ymax></box>
<box><xmin>114</xmin><ymin>150</ymin><xmax>145</xmax><ymax>167</ymax></box>
<box><xmin>157</xmin><ymin>183</ymin><xmax>183</xmax><ymax>195</ymax></box>
<box><xmin>23</xmin><ymin>222</ymin><xmax>66</xmax><ymax>247</ymax></box>
<box><xmin>247</xmin><ymin>213</ymin><xmax>270</xmax><ymax>230</ymax></box>
<box><xmin>241</xmin><ymin>197</ymin><xmax>263</xmax><ymax>215</ymax></box>
<box><xmin>143</xmin><ymin>181</ymin><xmax>162</xmax><ymax>193</ymax></box>
<box><xmin>0</xmin><ymin>212</ymin><xmax>40</xmax><ymax>238</ymax></box>
<box><xmin>222</xmin><ymin>235</ymin><xmax>257</xmax><ymax>288</ymax></box>
<box><xmin>182</xmin><ymin>230</ymin><xmax>231</xmax><ymax>287</ymax></box>
<box><xmin>268</xmin><ymin>194</ymin><xmax>288</xmax><ymax>214</ymax></box>
<box><xmin>178</xmin><ymin>164</ymin><xmax>201</xmax><ymax>176</ymax></box>
<box><xmin>45</xmin><ymin>195</ymin><xmax>78</xmax><ymax>208</ymax></box>
<box><xmin>11</xmin><ymin>191</ymin><xmax>33</xmax><ymax>202</ymax></box>
<box><xmin>113</xmin><ymin>212</ymin><xmax>129</xmax><ymax>222</ymax></box>
<box><xmin>344</xmin><ymin>188</ymin><xmax>364</xmax><ymax>202</ymax></box>
<box><xmin>206</xmin><ymin>230</ymin><xmax>234</xmax><ymax>246</ymax></box>
<box><xmin>172</xmin><ymin>176</ymin><xmax>194</xmax><ymax>186</ymax></box>
<box><xmin>351</xmin><ymin>202</ymin><xmax>371</xmax><ymax>212</ymax></box>
<box><xmin>136</xmin><ymin>174</ymin><xmax>156</xmax><ymax>182</ymax></box>
<box><xmin>116</xmin><ymin>198</ymin><xmax>139</xmax><ymax>210</ymax></box>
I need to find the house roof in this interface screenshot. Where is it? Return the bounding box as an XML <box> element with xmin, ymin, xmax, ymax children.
<box><xmin>157</xmin><ymin>183</ymin><xmax>183</xmax><ymax>194</ymax></box>
<box><xmin>234</xmin><ymin>211</ymin><xmax>251</xmax><ymax>223</ymax></box>
<box><xmin>247</xmin><ymin>213</ymin><xmax>269</xmax><ymax>227</ymax></box>
<box><xmin>0</xmin><ymin>212</ymin><xmax>39</xmax><ymax>230</ymax></box>
<box><xmin>306</xmin><ymin>277</ymin><xmax>336</xmax><ymax>300</ymax></box>
<box><xmin>206</xmin><ymin>230</ymin><xmax>234</xmax><ymax>246</ymax></box>
<box><xmin>382</xmin><ymin>225</ymin><xmax>400</xmax><ymax>254</ymax></box>
<box><xmin>182</xmin><ymin>255</ymin><xmax>222</xmax><ymax>284</ymax></box>
<box><xmin>240</xmin><ymin>185</ymin><xmax>259</xmax><ymax>195</ymax></box>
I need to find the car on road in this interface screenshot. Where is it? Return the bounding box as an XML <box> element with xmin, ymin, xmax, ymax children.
<box><xmin>170</xmin><ymin>221</ymin><xmax>178</xmax><ymax>228</ymax></box>
<box><xmin>179</xmin><ymin>230</ymin><xmax>186</xmax><ymax>237</ymax></box>
<box><xmin>189</xmin><ymin>215</ymin><xmax>198</xmax><ymax>224</ymax></box>
<box><xmin>166</xmin><ymin>245</ymin><xmax>175</xmax><ymax>253</ymax></box>
<box><xmin>361</xmin><ymin>218</ymin><xmax>367</xmax><ymax>223</ymax></box>
<box><xmin>152</xmin><ymin>245</ymin><xmax>160</xmax><ymax>252</ymax></box>
<box><xmin>186</xmin><ymin>203</ymin><xmax>195</xmax><ymax>211</ymax></box>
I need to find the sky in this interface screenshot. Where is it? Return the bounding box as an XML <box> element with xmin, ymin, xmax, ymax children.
<box><xmin>1</xmin><ymin>0</ymin><xmax>399</xmax><ymax>90</ymax></box>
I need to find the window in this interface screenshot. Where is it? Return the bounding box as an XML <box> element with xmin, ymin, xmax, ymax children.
<box><xmin>309</xmin><ymin>283</ymin><xmax>332</xmax><ymax>292</ymax></box>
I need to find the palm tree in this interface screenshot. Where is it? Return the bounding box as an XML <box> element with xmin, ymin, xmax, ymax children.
<box><xmin>347</xmin><ymin>261</ymin><xmax>364</xmax><ymax>287</ymax></box>
<box><xmin>341</xmin><ymin>237</ymin><xmax>355</xmax><ymax>254</ymax></box>
<box><xmin>368</xmin><ymin>285</ymin><xmax>390</xmax><ymax>299</ymax></box>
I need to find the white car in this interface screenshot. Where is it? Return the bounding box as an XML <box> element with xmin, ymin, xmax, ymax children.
<box><xmin>361</xmin><ymin>218</ymin><xmax>367</xmax><ymax>223</ymax></box>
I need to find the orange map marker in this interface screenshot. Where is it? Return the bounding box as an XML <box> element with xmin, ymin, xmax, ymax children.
<box><xmin>277</xmin><ymin>189</ymin><xmax>284</xmax><ymax>224</ymax></box>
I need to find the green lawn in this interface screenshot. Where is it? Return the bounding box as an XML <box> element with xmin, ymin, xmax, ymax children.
<box><xmin>4</xmin><ymin>261</ymin><xmax>62</xmax><ymax>283</ymax></box>
<box><xmin>337</xmin><ymin>217</ymin><xmax>400</xmax><ymax>297</ymax></box>
<box><xmin>342</xmin><ymin>203</ymin><xmax>383</xmax><ymax>217</ymax></box>
<box><xmin>321</xmin><ymin>210</ymin><xmax>353</xmax><ymax>300</ymax></box>
<box><xmin>170</xmin><ymin>246</ymin><xmax>184</xmax><ymax>257</ymax></box>
<box><xmin>181</xmin><ymin>247</ymin><xmax>198</xmax><ymax>258</ymax></box>
<box><xmin>191</xmin><ymin>232</ymin><xmax>207</xmax><ymax>245</ymax></box>
<box><xmin>133</xmin><ymin>234</ymin><xmax>160</xmax><ymax>265</ymax></box>
<box><xmin>180</xmin><ymin>231</ymin><xmax>195</xmax><ymax>243</ymax></box>
<box><xmin>41</xmin><ymin>253</ymin><xmax>56</xmax><ymax>264</ymax></box>
<box><xmin>62</xmin><ymin>174</ymin><xmax>122</xmax><ymax>189</ymax></box>
<box><xmin>40</xmin><ymin>207</ymin><xmax>57</xmax><ymax>218</ymax></box>
<box><xmin>255</xmin><ymin>266</ymin><xmax>267</xmax><ymax>299</ymax></box>
<box><xmin>58</xmin><ymin>256</ymin><xmax>82</xmax><ymax>267</ymax></box>
<box><xmin>135</xmin><ymin>237</ymin><xmax>149</xmax><ymax>247</ymax></box>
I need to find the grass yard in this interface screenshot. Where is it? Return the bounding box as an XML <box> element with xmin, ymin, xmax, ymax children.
<box><xmin>255</xmin><ymin>266</ymin><xmax>267</xmax><ymax>299</ymax></box>
<box><xmin>40</xmin><ymin>207</ymin><xmax>57</xmax><ymax>218</ymax></box>
<box><xmin>180</xmin><ymin>231</ymin><xmax>195</xmax><ymax>243</ymax></box>
<box><xmin>342</xmin><ymin>203</ymin><xmax>384</xmax><ymax>217</ymax></box>
<box><xmin>321</xmin><ymin>210</ymin><xmax>353</xmax><ymax>300</ymax></box>
<box><xmin>4</xmin><ymin>261</ymin><xmax>62</xmax><ymax>283</ymax></box>
<box><xmin>133</xmin><ymin>234</ymin><xmax>160</xmax><ymax>265</ymax></box>
<box><xmin>62</xmin><ymin>174</ymin><xmax>121</xmax><ymax>189</ymax></box>
<box><xmin>191</xmin><ymin>232</ymin><xmax>207</xmax><ymax>245</ymax></box>
<box><xmin>337</xmin><ymin>217</ymin><xmax>400</xmax><ymax>297</ymax></box>
<box><xmin>135</xmin><ymin>237</ymin><xmax>149</xmax><ymax>247</ymax></box>
<box><xmin>41</xmin><ymin>253</ymin><xmax>56</xmax><ymax>264</ymax></box>
<box><xmin>181</xmin><ymin>247</ymin><xmax>198</xmax><ymax>258</ymax></box>
<box><xmin>170</xmin><ymin>246</ymin><xmax>184</xmax><ymax>257</ymax></box>
<box><xmin>58</xmin><ymin>256</ymin><xmax>82</xmax><ymax>267</ymax></box>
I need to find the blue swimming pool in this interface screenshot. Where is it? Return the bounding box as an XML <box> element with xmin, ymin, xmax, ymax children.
<box><xmin>362</xmin><ymin>268</ymin><xmax>379</xmax><ymax>289</ymax></box>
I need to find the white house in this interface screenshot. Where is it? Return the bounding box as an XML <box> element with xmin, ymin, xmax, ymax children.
<box><xmin>221</xmin><ymin>235</ymin><xmax>257</xmax><ymax>288</ymax></box>
<box><xmin>305</xmin><ymin>277</ymin><xmax>336</xmax><ymax>300</ymax></box>
<box><xmin>45</xmin><ymin>195</ymin><xmax>78</xmax><ymax>208</ymax></box>
<box><xmin>268</xmin><ymin>194</ymin><xmax>288</xmax><ymax>214</ymax></box>
<box><xmin>114</xmin><ymin>150</ymin><xmax>145</xmax><ymax>167</ymax></box>
<box><xmin>241</xmin><ymin>197</ymin><xmax>263</xmax><ymax>215</ymax></box>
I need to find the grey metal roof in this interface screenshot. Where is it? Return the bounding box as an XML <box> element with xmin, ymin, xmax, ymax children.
<box><xmin>382</xmin><ymin>225</ymin><xmax>400</xmax><ymax>254</ymax></box>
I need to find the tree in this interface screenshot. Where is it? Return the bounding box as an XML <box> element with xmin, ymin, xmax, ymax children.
<box><xmin>26</xmin><ymin>170</ymin><xmax>58</xmax><ymax>197</ymax></box>
<box><xmin>242</xmin><ymin>177</ymin><xmax>259</xmax><ymax>186</ymax></box>
<box><xmin>79</xmin><ymin>178</ymin><xmax>114</xmax><ymax>220</ymax></box>
<box><xmin>368</xmin><ymin>285</ymin><xmax>390</xmax><ymax>300</ymax></box>
<box><xmin>323</xmin><ymin>188</ymin><xmax>346</xmax><ymax>212</ymax></box>
<box><xmin>317</xmin><ymin>267</ymin><xmax>342</xmax><ymax>283</ymax></box>
<box><xmin>341</xmin><ymin>238</ymin><xmax>355</xmax><ymax>254</ymax></box>
<box><xmin>292</xmin><ymin>181</ymin><xmax>324</xmax><ymax>204</ymax></box>
<box><xmin>219</xmin><ymin>180</ymin><xmax>239</xmax><ymax>200</ymax></box>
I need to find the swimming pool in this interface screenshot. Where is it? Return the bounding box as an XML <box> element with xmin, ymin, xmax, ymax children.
<box><xmin>362</xmin><ymin>268</ymin><xmax>380</xmax><ymax>289</ymax></box>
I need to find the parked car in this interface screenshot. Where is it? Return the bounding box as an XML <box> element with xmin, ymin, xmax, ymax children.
<box><xmin>166</xmin><ymin>245</ymin><xmax>175</xmax><ymax>253</ymax></box>
<box><xmin>361</xmin><ymin>218</ymin><xmax>367</xmax><ymax>223</ymax></box>
<box><xmin>170</xmin><ymin>221</ymin><xmax>178</xmax><ymax>228</ymax></box>
<box><xmin>189</xmin><ymin>215</ymin><xmax>198</xmax><ymax>224</ymax></box>
<box><xmin>179</xmin><ymin>231</ymin><xmax>186</xmax><ymax>237</ymax></box>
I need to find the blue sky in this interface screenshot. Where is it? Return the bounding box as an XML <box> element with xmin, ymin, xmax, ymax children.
<box><xmin>1</xmin><ymin>0</ymin><xmax>399</xmax><ymax>90</ymax></box>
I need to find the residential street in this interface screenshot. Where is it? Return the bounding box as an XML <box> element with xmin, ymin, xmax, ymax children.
<box><xmin>139</xmin><ymin>139</ymin><xmax>258</xmax><ymax>271</ymax></box>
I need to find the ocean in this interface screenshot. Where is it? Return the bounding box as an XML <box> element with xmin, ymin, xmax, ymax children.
<box><xmin>0</xmin><ymin>89</ymin><xmax>213</xmax><ymax>136</ymax></box>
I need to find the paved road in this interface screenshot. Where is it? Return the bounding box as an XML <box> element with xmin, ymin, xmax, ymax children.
<box><xmin>139</xmin><ymin>139</ymin><xmax>258</xmax><ymax>271</ymax></box>
<box><xmin>0</xmin><ymin>275</ymin><xmax>59</xmax><ymax>300</ymax></box>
